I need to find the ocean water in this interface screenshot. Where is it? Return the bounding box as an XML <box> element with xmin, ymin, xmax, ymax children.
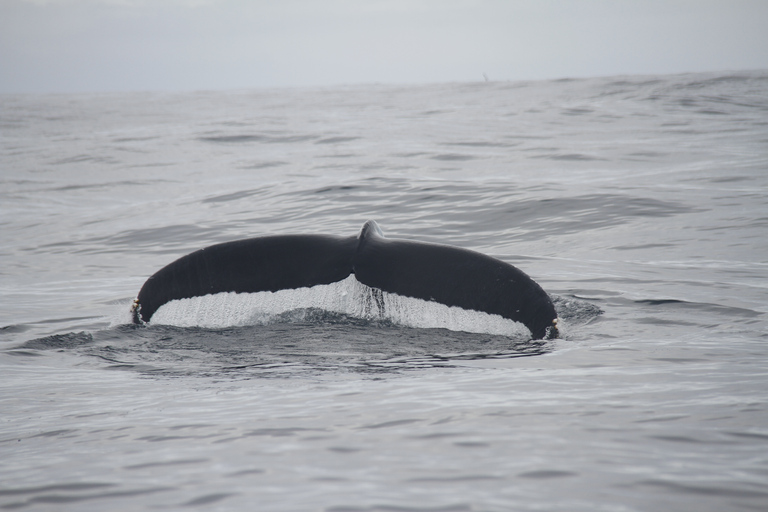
<box><xmin>1</xmin><ymin>71</ymin><xmax>767</xmax><ymax>511</ymax></box>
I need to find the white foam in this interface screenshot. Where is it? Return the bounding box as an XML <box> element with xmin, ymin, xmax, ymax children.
<box><xmin>148</xmin><ymin>275</ymin><xmax>530</xmax><ymax>337</ymax></box>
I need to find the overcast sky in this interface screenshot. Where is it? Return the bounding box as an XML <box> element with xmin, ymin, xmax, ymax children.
<box><xmin>1</xmin><ymin>0</ymin><xmax>767</xmax><ymax>93</ymax></box>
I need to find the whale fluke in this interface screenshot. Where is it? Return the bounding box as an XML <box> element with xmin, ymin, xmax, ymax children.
<box><xmin>133</xmin><ymin>221</ymin><xmax>559</xmax><ymax>339</ymax></box>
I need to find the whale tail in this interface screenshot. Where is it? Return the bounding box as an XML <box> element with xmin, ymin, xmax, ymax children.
<box><xmin>133</xmin><ymin>221</ymin><xmax>559</xmax><ymax>339</ymax></box>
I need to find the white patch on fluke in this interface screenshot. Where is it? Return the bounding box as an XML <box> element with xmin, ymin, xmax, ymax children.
<box><xmin>149</xmin><ymin>275</ymin><xmax>530</xmax><ymax>337</ymax></box>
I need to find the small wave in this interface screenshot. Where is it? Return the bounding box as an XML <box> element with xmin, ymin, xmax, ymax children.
<box><xmin>561</xmin><ymin>108</ymin><xmax>594</xmax><ymax>116</ymax></box>
<box><xmin>315</xmin><ymin>136</ymin><xmax>360</xmax><ymax>144</ymax></box>
<box><xmin>0</xmin><ymin>485</ymin><xmax>172</xmax><ymax>508</ymax></box>
<box><xmin>442</xmin><ymin>141</ymin><xmax>518</xmax><ymax>148</ymax></box>
<box><xmin>201</xmin><ymin>189</ymin><xmax>265</xmax><ymax>204</ymax></box>
<box><xmin>634</xmin><ymin>299</ymin><xmax>760</xmax><ymax>318</ymax></box>
<box><xmin>199</xmin><ymin>134</ymin><xmax>263</xmax><ymax>143</ymax></box>
<box><xmin>533</xmin><ymin>152</ymin><xmax>605</xmax><ymax>161</ymax></box>
<box><xmin>240</xmin><ymin>160</ymin><xmax>288</xmax><ymax>169</ymax></box>
<box><xmin>430</xmin><ymin>153</ymin><xmax>478</xmax><ymax>161</ymax></box>
<box><xmin>17</xmin><ymin>331</ymin><xmax>94</xmax><ymax>350</ymax></box>
<box><xmin>552</xmin><ymin>295</ymin><xmax>603</xmax><ymax>324</ymax></box>
<box><xmin>199</xmin><ymin>133</ymin><xmax>317</xmax><ymax>144</ymax></box>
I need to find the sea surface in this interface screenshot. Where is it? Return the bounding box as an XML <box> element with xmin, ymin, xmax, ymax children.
<box><xmin>1</xmin><ymin>71</ymin><xmax>767</xmax><ymax>511</ymax></box>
